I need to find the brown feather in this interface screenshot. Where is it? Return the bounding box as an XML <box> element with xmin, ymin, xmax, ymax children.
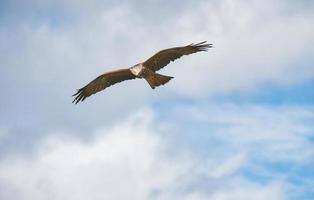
<box><xmin>143</xmin><ymin>41</ymin><xmax>212</xmax><ymax>71</ymax></box>
<box><xmin>72</xmin><ymin>69</ymin><xmax>136</xmax><ymax>104</ymax></box>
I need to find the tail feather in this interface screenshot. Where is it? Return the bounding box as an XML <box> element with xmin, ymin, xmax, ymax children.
<box><xmin>145</xmin><ymin>72</ymin><xmax>173</xmax><ymax>89</ymax></box>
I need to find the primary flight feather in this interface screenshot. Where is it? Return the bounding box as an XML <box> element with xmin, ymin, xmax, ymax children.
<box><xmin>72</xmin><ymin>41</ymin><xmax>212</xmax><ymax>104</ymax></box>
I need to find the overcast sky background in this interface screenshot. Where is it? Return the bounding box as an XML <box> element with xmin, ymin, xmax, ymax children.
<box><xmin>0</xmin><ymin>0</ymin><xmax>314</xmax><ymax>199</ymax></box>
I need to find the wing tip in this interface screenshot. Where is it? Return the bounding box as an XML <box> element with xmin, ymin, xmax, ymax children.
<box><xmin>190</xmin><ymin>41</ymin><xmax>213</xmax><ymax>51</ymax></box>
<box><xmin>72</xmin><ymin>89</ymin><xmax>86</xmax><ymax>104</ymax></box>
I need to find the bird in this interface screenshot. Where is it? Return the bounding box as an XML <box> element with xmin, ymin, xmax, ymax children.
<box><xmin>72</xmin><ymin>41</ymin><xmax>212</xmax><ymax>104</ymax></box>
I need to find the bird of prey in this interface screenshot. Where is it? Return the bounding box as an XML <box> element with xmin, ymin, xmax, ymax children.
<box><xmin>72</xmin><ymin>41</ymin><xmax>212</xmax><ymax>104</ymax></box>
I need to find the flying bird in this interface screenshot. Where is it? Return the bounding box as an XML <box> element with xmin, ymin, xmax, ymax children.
<box><xmin>72</xmin><ymin>41</ymin><xmax>212</xmax><ymax>104</ymax></box>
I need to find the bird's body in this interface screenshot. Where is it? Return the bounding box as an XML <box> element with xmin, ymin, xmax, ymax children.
<box><xmin>72</xmin><ymin>41</ymin><xmax>212</xmax><ymax>104</ymax></box>
<box><xmin>130</xmin><ymin>63</ymin><xmax>145</xmax><ymax>76</ymax></box>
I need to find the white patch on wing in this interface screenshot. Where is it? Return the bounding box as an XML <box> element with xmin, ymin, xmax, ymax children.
<box><xmin>130</xmin><ymin>64</ymin><xmax>144</xmax><ymax>76</ymax></box>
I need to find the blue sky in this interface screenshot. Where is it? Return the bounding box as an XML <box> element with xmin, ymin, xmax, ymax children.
<box><xmin>0</xmin><ymin>0</ymin><xmax>314</xmax><ymax>199</ymax></box>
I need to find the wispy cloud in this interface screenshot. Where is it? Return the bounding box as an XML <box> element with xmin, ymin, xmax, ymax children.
<box><xmin>0</xmin><ymin>105</ymin><xmax>313</xmax><ymax>200</ymax></box>
<box><xmin>160</xmin><ymin>102</ymin><xmax>314</xmax><ymax>199</ymax></box>
<box><xmin>164</xmin><ymin>0</ymin><xmax>314</xmax><ymax>95</ymax></box>
<box><xmin>169</xmin><ymin>103</ymin><xmax>314</xmax><ymax>160</ymax></box>
<box><xmin>0</xmin><ymin>1</ymin><xmax>314</xmax><ymax>199</ymax></box>
<box><xmin>0</xmin><ymin>0</ymin><xmax>313</xmax><ymax>140</ymax></box>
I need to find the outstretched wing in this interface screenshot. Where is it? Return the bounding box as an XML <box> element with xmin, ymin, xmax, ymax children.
<box><xmin>72</xmin><ymin>69</ymin><xmax>136</xmax><ymax>104</ymax></box>
<box><xmin>143</xmin><ymin>41</ymin><xmax>212</xmax><ymax>71</ymax></box>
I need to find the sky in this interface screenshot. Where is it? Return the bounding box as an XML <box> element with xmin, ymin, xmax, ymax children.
<box><xmin>0</xmin><ymin>0</ymin><xmax>314</xmax><ymax>199</ymax></box>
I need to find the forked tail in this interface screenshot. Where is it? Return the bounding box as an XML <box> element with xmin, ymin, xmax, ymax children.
<box><xmin>145</xmin><ymin>72</ymin><xmax>173</xmax><ymax>89</ymax></box>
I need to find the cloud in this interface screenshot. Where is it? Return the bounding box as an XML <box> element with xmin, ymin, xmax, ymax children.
<box><xmin>2</xmin><ymin>0</ymin><xmax>314</xmax><ymax>93</ymax></box>
<box><xmin>0</xmin><ymin>108</ymin><xmax>283</xmax><ymax>200</ymax></box>
<box><xmin>1</xmin><ymin>105</ymin><xmax>313</xmax><ymax>200</ymax></box>
<box><xmin>1</xmin><ymin>0</ymin><xmax>314</xmax><ymax>136</ymax></box>
<box><xmin>1</xmin><ymin>1</ymin><xmax>314</xmax><ymax>199</ymax></box>
<box><xmin>164</xmin><ymin>0</ymin><xmax>314</xmax><ymax>96</ymax></box>
<box><xmin>157</xmin><ymin>102</ymin><xmax>314</xmax><ymax>199</ymax></box>
<box><xmin>169</xmin><ymin>103</ymin><xmax>314</xmax><ymax>162</ymax></box>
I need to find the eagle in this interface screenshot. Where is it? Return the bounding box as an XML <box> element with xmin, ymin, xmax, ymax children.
<box><xmin>72</xmin><ymin>41</ymin><xmax>212</xmax><ymax>104</ymax></box>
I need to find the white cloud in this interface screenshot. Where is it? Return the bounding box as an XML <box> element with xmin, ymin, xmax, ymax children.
<box><xmin>2</xmin><ymin>0</ymin><xmax>314</xmax><ymax>97</ymax></box>
<box><xmin>165</xmin><ymin>0</ymin><xmax>314</xmax><ymax>96</ymax></box>
<box><xmin>0</xmin><ymin>108</ymin><xmax>290</xmax><ymax>200</ymax></box>
<box><xmin>1</xmin><ymin>104</ymin><xmax>313</xmax><ymax>199</ymax></box>
<box><xmin>159</xmin><ymin>103</ymin><xmax>314</xmax><ymax>198</ymax></box>
<box><xmin>1</xmin><ymin>0</ymin><xmax>314</xmax><ymax>133</ymax></box>
<box><xmin>207</xmin><ymin>153</ymin><xmax>247</xmax><ymax>178</ymax></box>
<box><xmin>172</xmin><ymin>103</ymin><xmax>314</xmax><ymax>162</ymax></box>
<box><xmin>1</xmin><ymin>1</ymin><xmax>314</xmax><ymax>199</ymax></box>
